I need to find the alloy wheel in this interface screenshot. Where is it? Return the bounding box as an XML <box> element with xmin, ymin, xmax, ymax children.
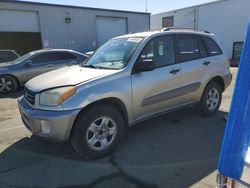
<box><xmin>206</xmin><ymin>88</ymin><xmax>220</xmax><ymax>111</ymax></box>
<box><xmin>86</xmin><ymin>116</ymin><xmax>117</xmax><ymax>151</ymax></box>
<box><xmin>0</xmin><ymin>77</ymin><xmax>13</xmax><ymax>93</ymax></box>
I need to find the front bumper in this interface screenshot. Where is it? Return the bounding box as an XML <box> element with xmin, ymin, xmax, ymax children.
<box><xmin>18</xmin><ymin>96</ymin><xmax>80</xmax><ymax>142</ymax></box>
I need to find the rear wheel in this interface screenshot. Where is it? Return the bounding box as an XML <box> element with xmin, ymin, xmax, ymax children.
<box><xmin>199</xmin><ymin>82</ymin><xmax>222</xmax><ymax>116</ymax></box>
<box><xmin>0</xmin><ymin>75</ymin><xmax>18</xmax><ymax>94</ymax></box>
<box><xmin>71</xmin><ymin>104</ymin><xmax>125</xmax><ymax>160</ymax></box>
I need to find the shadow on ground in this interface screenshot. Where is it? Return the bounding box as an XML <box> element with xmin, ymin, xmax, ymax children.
<box><xmin>0</xmin><ymin>107</ymin><xmax>227</xmax><ymax>188</ymax></box>
<box><xmin>0</xmin><ymin>88</ymin><xmax>23</xmax><ymax>99</ymax></box>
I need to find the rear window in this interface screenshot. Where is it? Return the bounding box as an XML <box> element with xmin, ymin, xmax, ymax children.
<box><xmin>201</xmin><ymin>36</ymin><xmax>222</xmax><ymax>56</ymax></box>
<box><xmin>0</xmin><ymin>51</ymin><xmax>19</xmax><ymax>63</ymax></box>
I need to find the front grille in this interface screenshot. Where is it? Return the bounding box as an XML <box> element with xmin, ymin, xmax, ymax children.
<box><xmin>24</xmin><ymin>87</ymin><xmax>36</xmax><ymax>105</ymax></box>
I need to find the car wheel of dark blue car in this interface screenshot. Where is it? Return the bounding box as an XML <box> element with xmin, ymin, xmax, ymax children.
<box><xmin>0</xmin><ymin>75</ymin><xmax>17</xmax><ymax>94</ymax></box>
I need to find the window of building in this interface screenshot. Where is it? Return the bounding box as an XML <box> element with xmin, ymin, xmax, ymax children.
<box><xmin>140</xmin><ymin>36</ymin><xmax>175</xmax><ymax>68</ymax></box>
<box><xmin>175</xmin><ymin>35</ymin><xmax>200</xmax><ymax>62</ymax></box>
<box><xmin>162</xmin><ymin>16</ymin><xmax>174</xmax><ymax>28</ymax></box>
<box><xmin>201</xmin><ymin>36</ymin><xmax>222</xmax><ymax>56</ymax></box>
<box><xmin>232</xmin><ymin>42</ymin><xmax>243</xmax><ymax>60</ymax></box>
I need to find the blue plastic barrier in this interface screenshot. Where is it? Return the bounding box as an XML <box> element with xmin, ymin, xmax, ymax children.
<box><xmin>218</xmin><ymin>18</ymin><xmax>250</xmax><ymax>180</ymax></box>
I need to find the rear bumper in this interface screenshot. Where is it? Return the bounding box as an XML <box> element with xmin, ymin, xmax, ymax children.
<box><xmin>18</xmin><ymin>96</ymin><xmax>80</xmax><ymax>142</ymax></box>
<box><xmin>223</xmin><ymin>73</ymin><xmax>233</xmax><ymax>90</ymax></box>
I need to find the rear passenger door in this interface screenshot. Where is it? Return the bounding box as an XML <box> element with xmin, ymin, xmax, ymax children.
<box><xmin>48</xmin><ymin>52</ymin><xmax>80</xmax><ymax>67</ymax></box>
<box><xmin>175</xmin><ymin>34</ymin><xmax>214</xmax><ymax>104</ymax></box>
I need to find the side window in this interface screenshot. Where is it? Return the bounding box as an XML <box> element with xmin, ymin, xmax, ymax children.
<box><xmin>30</xmin><ymin>52</ymin><xmax>77</xmax><ymax>64</ymax></box>
<box><xmin>175</xmin><ymin>34</ymin><xmax>200</xmax><ymax>62</ymax></box>
<box><xmin>59</xmin><ymin>52</ymin><xmax>78</xmax><ymax>60</ymax></box>
<box><xmin>30</xmin><ymin>54</ymin><xmax>52</xmax><ymax>64</ymax></box>
<box><xmin>197</xmin><ymin>36</ymin><xmax>208</xmax><ymax>58</ymax></box>
<box><xmin>140</xmin><ymin>36</ymin><xmax>175</xmax><ymax>68</ymax></box>
<box><xmin>202</xmin><ymin>36</ymin><xmax>222</xmax><ymax>56</ymax></box>
<box><xmin>140</xmin><ymin>41</ymin><xmax>154</xmax><ymax>60</ymax></box>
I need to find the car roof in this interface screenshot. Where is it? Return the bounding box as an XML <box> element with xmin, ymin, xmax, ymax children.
<box><xmin>29</xmin><ymin>49</ymin><xmax>86</xmax><ymax>56</ymax></box>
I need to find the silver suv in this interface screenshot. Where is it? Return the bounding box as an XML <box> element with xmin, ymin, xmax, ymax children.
<box><xmin>18</xmin><ymin>28</ymin><xmax>232</xmax><ymax>159</ymax></box>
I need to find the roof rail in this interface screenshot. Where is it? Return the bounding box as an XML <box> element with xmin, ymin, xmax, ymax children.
<box><xmin>161</xmin><ymin>27</ymin><xmax>210</xmax><ymax>33</ymax></box>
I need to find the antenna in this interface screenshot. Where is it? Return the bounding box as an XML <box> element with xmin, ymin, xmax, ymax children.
<box><xmin>145</xmin><ymin>0</ymin><xmax>148</xmax><ymax>12</ymax></box>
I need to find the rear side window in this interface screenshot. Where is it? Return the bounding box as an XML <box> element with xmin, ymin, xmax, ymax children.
<box><xmin>202</xmin><ymin>36</ymin><xmax>222</xmax><ymax>56</ymax></box>
<box><xmin>175</xmin><ymin>35</ymin><xmax>200</xmax><ymax>62</ymax></box>
<box><xmin>30</xmin><ymin>52</ymin><xmax>77</xmax><ymax>64</ymax></box>
<box><xmin>59</xmin><ymin>52</ymin><xmax>78</xmax><ymax>60</ymax></box>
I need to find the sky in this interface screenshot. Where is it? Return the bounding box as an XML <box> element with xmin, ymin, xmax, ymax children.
<box><xmin>19</xmin><ymin>0</ymin><xmax>216</xmax><ymax>14</ymax></box>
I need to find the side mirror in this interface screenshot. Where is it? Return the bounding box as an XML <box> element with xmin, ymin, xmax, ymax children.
<box><xmin>137</xmin><ymin>59</ymin><xmax>155</xmax><ymax>72</ymax></box>
<box><xmin>25</xmin><ymin>60</ymin><xmax>32</xmax><ymax>67</ymax></box>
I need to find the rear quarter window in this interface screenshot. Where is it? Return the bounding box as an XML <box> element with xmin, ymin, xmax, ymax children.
<box><xmin>201</xmin><ymin>36</ymin><xmax>223</xmax><ymax>56</ymax></box>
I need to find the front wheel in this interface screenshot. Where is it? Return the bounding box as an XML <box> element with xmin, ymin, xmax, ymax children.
<box><xmin>71</xmin><ymin>104</ymin><xmax>125</xmax><ymax>160</ymax></box>
<box><xmin>199</xmin><ymin>82</ymin><xmax>222</xmax><ymax>116</ymax></box>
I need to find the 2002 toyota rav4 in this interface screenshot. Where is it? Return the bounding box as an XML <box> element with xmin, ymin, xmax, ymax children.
<box><xmin>18</xmin><ymin>28</ymin><xmax>232</xmax><ymax>159</ymax></box>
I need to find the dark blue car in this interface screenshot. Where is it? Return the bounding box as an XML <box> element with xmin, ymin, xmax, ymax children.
<box><xmin>0</xmin><ymin>49</ymin><xmax>87</xmax><ymax>93</ymax></box>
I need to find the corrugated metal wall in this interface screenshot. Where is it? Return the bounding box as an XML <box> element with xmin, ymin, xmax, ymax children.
<box><xmin>0</xmin><ymin>1</ymin><xmax>150</xmax><ymax>53</ymax></box>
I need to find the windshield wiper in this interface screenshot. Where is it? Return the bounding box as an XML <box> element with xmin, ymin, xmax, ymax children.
<box><xmin>82</xmin><ymin>64</ymin><xmax>100</xmax><ymax>69</ymax></box>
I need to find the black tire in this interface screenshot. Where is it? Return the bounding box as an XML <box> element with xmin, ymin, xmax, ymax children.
<box><xmin>70</xmin><ymin>104</ymin><xmax>125</xmax><ymax>160</ymax></box>
<box><xmin>0</xmin><ymin>75</ymin><xmax>18</xmax><ymax>94</ymax></box>
<box><xmin>199</xmin><ymin>82</ymin><xmax>222</xmax><ymax>116</ymax></box>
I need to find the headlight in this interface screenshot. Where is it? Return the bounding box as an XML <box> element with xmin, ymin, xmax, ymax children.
<box><xmin>39</xmin><ymin>86</ymin><xmax>76</xmax><ymax>106</ymax></box>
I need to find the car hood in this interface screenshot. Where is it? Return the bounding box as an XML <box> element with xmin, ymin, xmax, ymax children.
<box><xmin>25</xmin><ymin>65</ymin><xmax>119</xmax><ymax>92</ymax></box>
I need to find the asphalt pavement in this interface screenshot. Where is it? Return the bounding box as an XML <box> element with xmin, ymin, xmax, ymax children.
<box><xmin>0</xmin><ymin>68</ymin><xmax>238</xmax><ymax>188</ymax></box>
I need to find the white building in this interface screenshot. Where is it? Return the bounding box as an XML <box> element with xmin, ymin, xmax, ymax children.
<box><xmin>151</xmin><ymin>0</ymin><xmax>250</xmax><ymax>60</ymax></box>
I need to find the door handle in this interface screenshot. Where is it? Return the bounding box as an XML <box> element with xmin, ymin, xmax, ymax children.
<box><xmin>169</xmin><ymin>69</ymin><xmax>180</xmax><ymax>74</ymax></box>
<box><xmin>203</xmin><ymin>61</ymin><xmax>211</xmax><ymax>66</ymax></box>
<box><xmin>46</xmin><ymin>64</ymin><xmax>53</xmax><ymax>67</ymax></box>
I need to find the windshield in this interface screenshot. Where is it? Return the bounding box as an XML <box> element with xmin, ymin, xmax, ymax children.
<box><xmin>84</xmin><ymin>37</ymin><xmax>143</xmax><ymax>70</ymax></box>
<box><xmin>12</xmin><ymin>52</ymin><xmax>33</xmax><ymax>64</ymax></box>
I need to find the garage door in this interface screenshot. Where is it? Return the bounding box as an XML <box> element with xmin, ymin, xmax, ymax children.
<box><xmin>0</xmin><ymin>10</ymin><xmax>40</xmax><ymax>32</ymax></box>
<box><xmin>0</xmin><ymin>10</ymin><xmax>42</xmax><ymax>55</ymax></box>
<box><xmin>96</xmin><ymin>16</ymin><xmax>127</xmax><ymax>46</ymax></box>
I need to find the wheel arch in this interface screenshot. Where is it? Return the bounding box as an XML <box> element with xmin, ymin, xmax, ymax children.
<box><xmin>69</xmin><ymin>97</ymin><xmax>129</xmax><ymax>138</ymax></box>
<box><xmin>206</xmin><ymin>76</ymin><xmax>225</xmax><ymax>92</ymax></box>
<box><xmin>0</xmin><ymin>74</ymin><xmax>20</xmax><ymax>87</ymax></box>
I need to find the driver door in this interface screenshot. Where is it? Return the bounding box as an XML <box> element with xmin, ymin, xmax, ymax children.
<box><xmin>131</xmin><ymin>35</ymin><xmax>182</xmax><ymax>120</ymax></box>
<box><xmin>19</xmin><ymin>53</ymin><xmax>57</xmax><ymax>83</ymax></box>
